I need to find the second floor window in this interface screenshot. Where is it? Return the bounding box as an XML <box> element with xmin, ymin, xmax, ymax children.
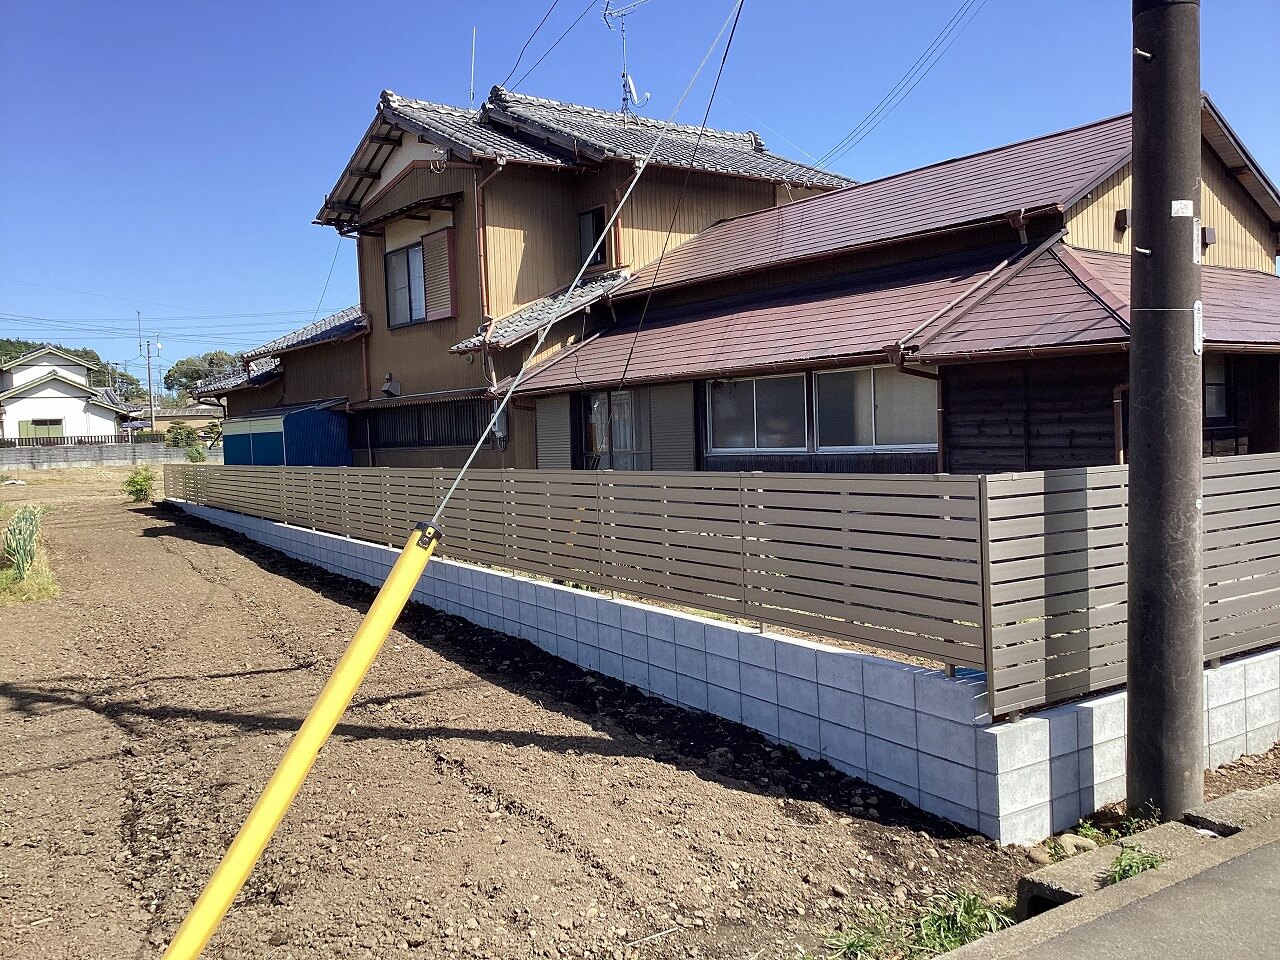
<box><xmin>385</xmin><ymin>242</ymin><xmax>425</xmax><ymax>328</ymax></box>
<box><xmin>578</xmin><ymin>208</ymin><xmax>607</xmax><ymax>268</ymax></box>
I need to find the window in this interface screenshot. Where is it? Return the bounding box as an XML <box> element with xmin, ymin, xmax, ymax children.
<box><xmin>815</xmin><ymin>366</ymin><xmax>937</xmax><ymax>449</ymax></box>
<box><xmin>578</xmin><ymin>208</ymin><xmax>608</xmax><ymax>267</ymax></box>
<box><xmin>707</xmin><ymin>375</ymin><xmax>807</xmax><ymax>452</ymax></box>
<box><xmin>578</xmin><ymin>389</ymin><xmax>649</xmax><ymax>469</ymax></box>
<box><xmin>20</xmin><ymin>419</ymin><xmax>64</xmax><ymax>439</ymax></box>
<box><xmin>351</xmin><ymin>398</ymin><xmax>491</xmax><ymax>449</ymax></box>
<box><xmin>1204</xmin><ymin>353</ymin><xmax>1229</xmax><ymax>422</ymax></box>
<box><xmin>385</xmin><ymin>242</ymin><xmax>425</xmax><ymax>328</ymax></box>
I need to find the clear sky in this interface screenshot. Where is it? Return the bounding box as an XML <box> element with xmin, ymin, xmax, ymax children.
<box><xmin>2</xmin><ymin>0</ymin><xmax>1276</xmax><ymax>384</ymax></box>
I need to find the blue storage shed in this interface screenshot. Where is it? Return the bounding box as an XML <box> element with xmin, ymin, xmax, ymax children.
<box><xmin>221</xmin><ymin>401</ymin><xmax>351</xmax><ymax>466</ymax></box>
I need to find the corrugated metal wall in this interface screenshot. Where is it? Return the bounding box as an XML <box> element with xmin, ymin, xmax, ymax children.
<box><xmin>649</xmin><ymin>382</ymin><xmax>696</xmax><ymax>470</ymax></box>
<box><xmin>1064</xmin><ymin>145</ymin><xmax>1276</xmax><ymax>272</ymax></box>
<box><xmin>535</xmin><ymin>395</ymin><xmax>572</xmax><ymax>468</ymax></box>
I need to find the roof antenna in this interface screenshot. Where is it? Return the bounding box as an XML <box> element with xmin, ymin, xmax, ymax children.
<box><xmin>602</xmin><ymin>0</ymin><xmax>651</xmax><ymax>120</ymax></box>
<box><xmin>469</xmin><ymin>26</ymin><xmax>477</xmax><ymax>107</ymax></box>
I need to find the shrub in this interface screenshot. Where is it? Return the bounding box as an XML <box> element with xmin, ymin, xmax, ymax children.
<box><xmin>3</xmin><ymin>506</ymin><xmax>41</xmax><ymax>579</ymax></box>
<box><xmin>122</xmin><ymin>464</ymin><xmax>158</xmax><ymax>503</ymax></box>
<box><xmin>185</xmin><ymin>444</ymin><xmax>207</xmax><ymax>462</ymax></box>
<box><xmin>165</xmin><ymin>421</ymin><xmax>199</xmax><ymax>447</ymax></box>
<box><xmin>1103</xmin><ymin>845</ymin><xmax>1163</xmax><ymax>885</ymax></box>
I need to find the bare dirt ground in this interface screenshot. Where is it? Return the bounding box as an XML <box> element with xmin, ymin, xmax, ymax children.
<box><xmin>0</xmin><ymin>471</ymin><xmax>1035</xmax><ymax>959</ymax></box>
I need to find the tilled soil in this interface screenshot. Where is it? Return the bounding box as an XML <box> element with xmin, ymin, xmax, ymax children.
<box><xmin>0</xmin><ymin>475</ymin><xmax>1031</xmax><ymax>959</ymax></box>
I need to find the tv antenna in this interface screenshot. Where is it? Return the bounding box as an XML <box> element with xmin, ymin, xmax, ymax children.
<box><xmin>602</xmin><ymin>0</ymin><xmax>651</xmax><ymax>119</ymax></box>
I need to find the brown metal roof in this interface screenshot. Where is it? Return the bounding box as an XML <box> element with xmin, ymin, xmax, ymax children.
<box><xmin>508</xmin><ymin>247</ymin><xmax>1020</xmax><ymax>395</ymax></box>
<box><xmin>914</xmin><ymin>244</ymin><xmax>1280</xmax><ymax>359</ymax></box>
<box><xmin>616</xmin><ymin>114</ymin><xmax>1134</xmax><ymax>298</ymax></box>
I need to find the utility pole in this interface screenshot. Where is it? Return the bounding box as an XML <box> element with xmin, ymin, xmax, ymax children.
<box><xmin>1127</xmin><ymin>0</ymin><xmax>1204</xmax><ymax>820</ymax></box>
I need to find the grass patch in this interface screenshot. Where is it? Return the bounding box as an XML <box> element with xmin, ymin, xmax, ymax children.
<box><xmin>1075</xmin><ymin>803</ymin><xmax>1161</xmax><ymax>846</ymax></box>
<box><xmin>0</xmin><ymin>504</ymin><xmax>57</xmax><ymax>604</ymax></box>
<box><xmin>813</xmin><ymin>892</ymin><xmax>1013</xmax><ymax>959</ymax></box>
<box><xmin>1103</xmin><ymin>845</ymin><xmax>1163</xmax><ymax>885</ymax></box>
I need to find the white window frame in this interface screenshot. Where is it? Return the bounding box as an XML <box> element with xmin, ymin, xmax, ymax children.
<box><xmin>705</xmin><ymin>373</ymin><xmax>809</xmax><ymax>454</ymax></box>
<box><xmin>813</xmin><ymin>365</ymin><xmax>939</xmax><ymax>453</ymax></box>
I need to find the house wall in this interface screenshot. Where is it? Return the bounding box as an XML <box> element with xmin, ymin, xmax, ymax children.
<box><xmin>224</xmin><ymin>380</ymin><xmax>285</xmax><ymax>419</ymax></box>
<box><xmin>1</xmin><ymin>382</ymin><xmax>119</xmax><ymax>437</ymax></box>
<box><xmin>1064</xmin><ymin>143</ymin><xmax>1277</xmax><ymax>272</ymax></box>
<box><xmin>350</xmin><ymin>404</ymin><xmax>536</xmax><ymax>470</ymax></box>
<box><xmin>7</xmin><ymin>360</ymin><xmax>90</xmax><ymax>387</ymax></box>
<box><xmin>279</xmin><ymin>339</ymin><xmax>367</xmax><ymax>407</ymax></box>
<box><xmin>484</xmin><ymin>164</ymin><xmax>581</xmax><ymax>319</ymax></box>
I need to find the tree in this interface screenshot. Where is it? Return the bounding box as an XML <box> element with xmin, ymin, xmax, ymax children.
<box><xmin>165</xmin><ymin>421</ymin><xmax>200</xmax><ymax>448</ymax></box>
<box><xmin>163</xmin><ymin>351</ymin><xmax>239</xmax><ymax>396</ymax></box>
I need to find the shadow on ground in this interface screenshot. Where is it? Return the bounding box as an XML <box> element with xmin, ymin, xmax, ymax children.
<box><xmin>8</xmin><ymin>502</ymin><xmax>980</xmax><ymax>840</ymax></box>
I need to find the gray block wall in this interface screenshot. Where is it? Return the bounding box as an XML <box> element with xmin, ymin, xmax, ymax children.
<box><xmin>176</xmin><ymin>502</ymin><xmax>1280</xmax><ymax>846</ymax></box>
<box><xmin>0</xmin><ymin>443</ymin><xmax>221</xmax><ymax>470</ymax></box>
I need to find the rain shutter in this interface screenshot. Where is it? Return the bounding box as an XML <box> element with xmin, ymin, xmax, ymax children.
<box><xmin>423</xmin><ymin>227</ymin><xmax>458</xmax><ymax>321</ymax></box>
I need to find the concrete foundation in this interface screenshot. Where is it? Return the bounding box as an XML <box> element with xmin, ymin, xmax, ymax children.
<box><xmin>173</xmin><ymin>501</ymin><xmax>1280</xmax><ymax>846</ymax></box>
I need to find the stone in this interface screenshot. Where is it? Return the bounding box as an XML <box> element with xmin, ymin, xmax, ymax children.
<box><xmin>1026</xmin><ymin>846</ymin><xmax>1053</xmax><ymax>866</ymax></box>
<box><xmin>1057</xmin><ymin>833</ymin><xmax>1097</xmax><ymax>855</ymax></box>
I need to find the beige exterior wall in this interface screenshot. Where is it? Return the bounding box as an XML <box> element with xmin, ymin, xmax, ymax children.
<box><xmin>225</xmin><ymin>380</ymin><xmax>285</xmax><ymax>418</ymax></box>
<box><xmin>280</xmin><ymin>338</ymin><xmax>367</xmax><ymax>406</ymax></box>
<box><xmin>483</xmin><ymin>165</ymin><xmax>581</xmax><ymax>319</ymax></box>
<box><xmin>1065</xmin><ymin>144</ymin><xmax>1277</xmax><ymax>272</ymax></box>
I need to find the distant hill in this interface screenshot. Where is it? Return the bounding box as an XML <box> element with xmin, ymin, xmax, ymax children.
<box><xmin>0</xmin><ymin>337</ymin><xmax>146</xmax><ymax>401</ymax></box>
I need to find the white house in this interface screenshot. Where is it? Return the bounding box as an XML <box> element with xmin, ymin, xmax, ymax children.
<box><xmin>0</xmin><ymin>346</ymin><xmax>130</xmax><ymax>439</ymax></box>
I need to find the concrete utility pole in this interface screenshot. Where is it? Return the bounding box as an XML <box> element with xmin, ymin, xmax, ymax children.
<box><xmin>1127</xmin><ymin>0</ymin><xmax>1205</xmax><ymax>819</ymax></box>
<box><xmin>145</xmin><ymin>339</ymin><xmax>157</xmax><ymax>434</ymax></box>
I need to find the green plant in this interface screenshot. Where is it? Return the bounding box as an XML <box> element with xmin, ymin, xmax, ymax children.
<box><xmin>165</xmin><ymin>421</ymin><xmax>199</xmax><ymax>448</ymax></box>
<box><xmin>823</xmin><ymin>905</ymin><xmax>901</xmax><ymax>959</ymax></box>
<box><xmin>2</xmin><ymin>506</ymin><xmax>42</xmax><ymax>578</ymax></box>
<box><xmin>911</xmin><ymin>892</ymin><xmax>1014</xmax><ymax>956</ymax></box>
<box><xmin>185</xmin><ymin>444</ymin><xmax>207</xmax><ymax>462</ymax></box>
<box><xmin>122</xmin><ymin>464</ymin><xmax>158</xmax><ymax>503</ymax></box>
<box><xmin>1122</xmin><ymin>804</ymin><xmax>1161</xmax><ymax>836</ymax></box>
<box><xmin>1074</xmin><ymin>819</ymin><xmax>1117</xmax><ymax>845</ymax></box>
<box><xmin>1103</xmin><ymin>845</ymin><xmax>1163</xmax><ymax>885</ymax></box>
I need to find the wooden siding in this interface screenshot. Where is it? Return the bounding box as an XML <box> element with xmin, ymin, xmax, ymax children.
<box><xmin>649</xmin><ymin>383</ymin><xmax>696</xmax><ymax>470</ymax></box>
<box><xmin>536</xmin><ymin>395</ymin><xmax>571</xmax><ymax>468</ymax></box>
<box><xmin>620</xmin><ymin>168</ymin><xmax>776</xmax><ymax>271</ymax></box>
<box><xmin>360</xmin><ymin>164</ymin><xmax>473</xmax><ymax>227</ymax></box>
<box><xmin>1065</xmin><ymin>145</ymin><xmax>1277</xmax><ymax>272</ymax></box>
<box><xmin>224</xmin><ymin>379</ymin><xmax>284</xmax><ymax>418</ymax></box>
<box><xmin>279</xmin><ymin>338</ymin><xmax>365</xmax><ymax>407</ymax></box>
<box><xmin>484</xmin><ymin>165</ymin><xmax>580</xmax><ymax>319</ymax></box>
<box><xmin>944</xmin><ymin>356</ymin><xmax>1125</xmax><ymax>474</ymax></box>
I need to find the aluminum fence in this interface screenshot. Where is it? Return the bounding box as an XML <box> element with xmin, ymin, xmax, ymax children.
<box><xmin>165</xmin><ymin>456</ymin><xmax>1280</xmax><ymax>716</ymax></box>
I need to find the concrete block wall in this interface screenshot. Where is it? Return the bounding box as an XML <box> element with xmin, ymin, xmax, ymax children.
<box><xmin>176</xmin><ymin>502</ymin><xmax>1280</xmax><ymax>846</ymax></box>
<box><xmin>0</xmin><ymin>443</ymin><xmax>221</xmax><ymax>470</ymax></box>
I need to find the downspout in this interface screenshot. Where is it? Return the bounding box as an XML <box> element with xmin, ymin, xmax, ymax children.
<box><xmin>884</xmin><ymin>343</ymin><xmax>945</xmax><ymax>472</ymax></box>
<box><xmin>1113</xmin><ymin>383</ymin><xmax>1129</xmax><ymax>464</ymax></box>
<box><xmin>360</xmin><ymin>336</ymin><xmax>374</xmax><ymax>466</ymax></box>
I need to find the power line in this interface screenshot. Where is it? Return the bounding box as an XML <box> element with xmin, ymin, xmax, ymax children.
<box><xmin>308</xmin><ymin>236</ymin><xmax>345</xmax><ymax>324</ymax></box>
<box><xmin>814</xmin><ymin>0</ymin><xmax>990</xmax><ymax>169</ymax></box>
<box><xmin>499</xmin><ymin>0</ymin><xmax>562</xmax><ymax>88</ymax></box>
<box><xmin>511</xmin><ymin>0</ymin><xmax>597</xmax><ymax>91</ymax></box>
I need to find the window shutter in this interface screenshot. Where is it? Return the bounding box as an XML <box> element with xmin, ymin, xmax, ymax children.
<box><xmin>423</xmin><ymin>227</ymin><xmax>458</xmax><ymax>321</ymax></box>
<box><xmin>536</xmin><ymin>395</ymin><xmax>572</xmax><ymax>469</ymax></box>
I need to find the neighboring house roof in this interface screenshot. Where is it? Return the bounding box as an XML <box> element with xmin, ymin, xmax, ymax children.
<box><xmin>507</xmin><ymin>247</ymin><xmax>1021</xmax><ymax>395</ymax></box>
<box><xmin>318</xmin><ymin>86</ymin><xmax>852</xmax><ymax>228</ymax></box>
<box><xmin>616</xmin><ymin>96</ymin><xmax>1280</xmax><ymax>300</ymax></box>
<box><xmin>192</xmin><ymin>358</ymin><xmax>281</xmax><ymax>398</ymax></box>
<box><xmin>485</xmin><ymin>86</ymin><xmax>849</xmax><ymax>188</ymax></box>
<box><xmin>0</xmin><ymin>371</ymin><xmax>130</xmax><ymax>413</ymax></box>
<box><xmin>450</xmin><ymin>270</ymin><xmax>630</xmax><ymax>353</ymax></box>
<box><xmin>140</xmin><ymin>404</ymin><xmax>223</xmax><ymax>419</ymax></box>
<box><xmin>99</xmin><ymin>388</ymin><xmax>142</xmax><ymax>412</ymax></box>
<box><xmin>241</xmin><ymin>306</ymin><xmax>368</xmax><ymax>362</ymax></box>
<box><xmin>0</xmin><ymin>344</ymin><xmax>94</xmax><ymax>371</ymax></box>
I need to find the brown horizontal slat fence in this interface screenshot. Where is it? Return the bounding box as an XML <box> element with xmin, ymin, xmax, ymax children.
<box><xmin>165</xmin><ymin>453</ymin><xmax>1280</xmax><ymax>716</ymax></box>
<box><xmin>985</xmin><ymin>453</ymin><xmax>1280</xmax><ymax>714</ymax></box>
<box><xmin>165</xmin><ymin>465</ymin><xmax>987</xmax><ymax>671</ymax></box>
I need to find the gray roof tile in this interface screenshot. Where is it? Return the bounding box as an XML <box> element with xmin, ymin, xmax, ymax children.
<box><xmin>451</xmin><ymin>270</ymin><xmax>629</xmax><ymax>353</ymax></box>
<box><xmin>241</xmin><ymin>306</ymin><xmax>367</xmax><ymax>362</ymax></box>
<box><xmin>192</xmin><ymin>358</ymin><xmax>280</xmax><ymax>397</ymax></box>
<box><xmin>381</xmin><ymin>92</ymin><xmax>572</xmax><ymax>166</ymax></box>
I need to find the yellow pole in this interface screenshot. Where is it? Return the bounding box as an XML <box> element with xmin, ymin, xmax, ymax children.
<box><xmin>162</xmin><ymin>523</ymin><xmax>443</xmax><ymax>960</ymax></box>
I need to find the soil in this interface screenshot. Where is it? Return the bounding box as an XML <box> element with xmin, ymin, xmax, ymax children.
<box><xmin>0</xmin><ymin>471</ymin><xmax>1120</xmax><ymax>958</ymax></box>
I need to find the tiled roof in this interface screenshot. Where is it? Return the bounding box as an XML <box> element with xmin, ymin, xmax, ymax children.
<box><xmin>451</xmin><ymin>270</ymin><xmax>629</xmax><ymax>353</ymax></box>
<box><xmin>508</xmin><ymin>247</ymin><xmax>1019</xmax><ymax>395</ymax></box>
<box><xmin>381</xmin><ymin>92</ymin><xmax>572</xmax><ymax>166</ymax></box>
<box><xmin>192</xmin><ymin>358</ymin><xmax>280</xmax><ymax>398</ymax></box>
<box><xmin>486</xmin><ymin>86</ymin><xmax>850</xmax><ymax>188</ymax></box>
<box><xmin>618</xmin><ymin>113</ymin><xmax>1135</xmax><ymax>297</ymax></box>
<box><xmin>241</xmin><ymin>306</ymin><xmax>367</xmax><ymax>362</ymax></box>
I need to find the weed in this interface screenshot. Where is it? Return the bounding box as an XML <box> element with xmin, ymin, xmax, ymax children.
<box><xmin>1103</xmin><ymin>845</ymin><xmax>1163</xmax><ymax>885</ymax></box>
<box><xmin>1121</xmin><ymin>804</ymin><xmax>1161</xmax><ymax>836</ymax></box>
<box><xmin>1074</xmin><ymin>819</ymin><xmax>1117</xmax><ymax>845</ymax></box>
<box><xmin>122</xmin><ymin>464</ymin><xmax>158</xmax><ymax>503</ymax></box>
<box><xmin>823</xmin><ymin>905</ymin><xmax>901</xmax><ymax>959</ymax></box>
<box><xmin>185</xmin><ymin>444</ymin><xmax>207</xmax><ymax>463</ymax></box>
<box><xmin>911</xmin><ymin>892</ymin><xmax>1014</xmax><ymax>956</ymax></box>
<box><xmin>2</xmin><ymin>505</ymin><xmax>41</xmax><ymax>578</ymax></box>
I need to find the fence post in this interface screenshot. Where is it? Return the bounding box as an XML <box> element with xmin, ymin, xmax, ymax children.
<box><xmin>977</xmin><ymin>474</ymin><xmax>997</xmax><ymax>719</ymax></box>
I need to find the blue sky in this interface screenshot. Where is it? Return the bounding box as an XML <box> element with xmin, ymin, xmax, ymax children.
<box><xmin>2</xmin><ymin>0</ymin><xmax>1276</xmax><ymax>383</ymax></box>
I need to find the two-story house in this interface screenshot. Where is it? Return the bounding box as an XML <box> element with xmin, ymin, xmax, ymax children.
<box><xmin>0</xmin><ymin>346</ymin><xmax>131</xmax><ymax>441</ymax></box>
<box><xmin>196</xmin><ymin>85</ymin><xmax>848</xmax><ymax>467</ymax></box>
<box><xmin>510</xmin><ymin>95</ymin><xmax>1280</xmax><ymax>475</ymax></box>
